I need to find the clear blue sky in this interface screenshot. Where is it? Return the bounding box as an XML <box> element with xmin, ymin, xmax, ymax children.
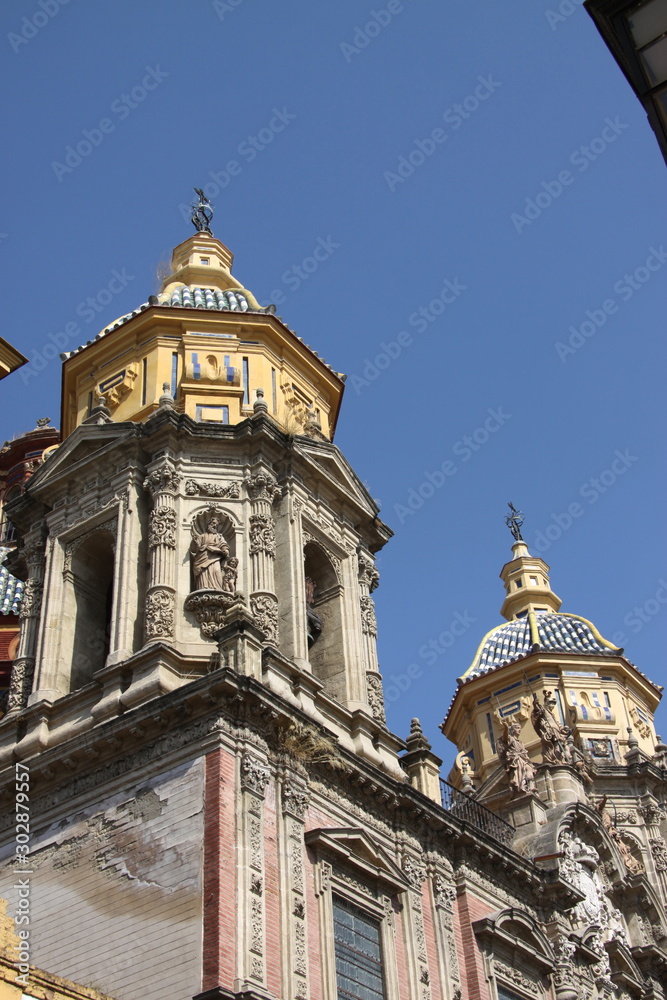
<box><xmin>1</xmin><ymin>0</ymin><xmax>665</xmax><ymax>767</ymax></box>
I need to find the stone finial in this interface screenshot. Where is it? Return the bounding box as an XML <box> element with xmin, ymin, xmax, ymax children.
<box><xmin>406</xmin><ymin>718</ymin><xmax>432</xmax><ymax>753</ymax></box>
<box><xmin>627</xmin><ymin>726</ymin><xmax>639</xmax><ymax>750</ymax></box>
<box><xmin>253</xmin><ymin>388</ymin><xmax>268</xmax><ymax>414</ymax></box>
<box><xmin>159</xmin><ymin>382</ymin><xmax>175</xmax><ymax>408</ymax></box>
<box><xmin>82</xmin><ymin>395</ymin><xmax>112</xmax><ymax>425</ymax></box>
<box><xmin>35</xmin><ymin>417</ymin><xmax>51</xmax><ymax>428</ymax></box>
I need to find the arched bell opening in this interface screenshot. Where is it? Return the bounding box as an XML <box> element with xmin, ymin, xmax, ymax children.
<box><xmin>69</xmin><ymin>530</ymin><xmax>115</xmax><ymax>690</ymax></box>
<box><xmin>303</xmin><ymin>541</ymin><xmax>345</xmax><ymax>702</ymax></box>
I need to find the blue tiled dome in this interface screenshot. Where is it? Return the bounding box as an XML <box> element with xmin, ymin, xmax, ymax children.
<box><xmin>465</xmin><ymin>611</ymin><xmax>621</xmax><ymax>680</ymax></box>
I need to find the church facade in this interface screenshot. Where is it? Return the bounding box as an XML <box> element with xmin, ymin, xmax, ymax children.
<box><xmin>0</xmin><ymin>207</ymin><xmax>665</xmax><ymax>1000</ymax></box>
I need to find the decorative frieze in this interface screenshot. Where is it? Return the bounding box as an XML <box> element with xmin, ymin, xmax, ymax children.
<box><xmin>184</xmin><ymin>478</ymin><xmax>240</xmax><ymax>498</ymax></box>
<box><xmin>18</xmin><ymin>577</ymin><xmax>41</xmax><ymax>621</ymax></box>
<box><xmin>495</xmin><ymin>961</ymin><xmax>543</xmax><ymax>995</ymax></box>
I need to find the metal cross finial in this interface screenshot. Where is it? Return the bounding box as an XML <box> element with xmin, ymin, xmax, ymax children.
<box><xmin>505</xmin><ymin>502</ymin><xmax>525</xmax><ymax>542</ymax></box>
<box><xmin>190</xmin><ymin>187</ymin><xmax>214</xmax><ymax>235</ymax></box>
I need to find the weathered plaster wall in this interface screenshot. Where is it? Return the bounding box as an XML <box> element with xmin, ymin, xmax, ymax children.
<box><xmin>1</xmin><ymin>757</ymin><xmax>204</xmax><ymax>1000</ymax></box>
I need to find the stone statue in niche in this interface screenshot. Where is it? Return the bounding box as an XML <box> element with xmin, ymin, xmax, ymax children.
<box><xmin>190</xmin><ymin>515</ymin><xmax>230</xmax><ymax>590</ymax></box>
<box><xmin>597</xmin><ymin>796</ymin><xmax>644</xmax><ymax>875</ymax></box>
<box><xmin>496</xmin><ymin>720</ymin><xmax>537</xmax><ymax>796</ymax></box>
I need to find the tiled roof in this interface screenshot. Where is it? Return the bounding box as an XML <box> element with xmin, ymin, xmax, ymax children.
<box><xmin>59</xmin><ymin>285</ymin><xmax>343</xmax><ymax>378</ymax></box>
<box><xmin>465</xmin><ymin>611</ymin><xmax>620</xmax><ymax>680</ymax></box>
<box><xmin>0</xmin><ymin>548</ymin><xmax>22</xmax><ymax>616</ymax></box>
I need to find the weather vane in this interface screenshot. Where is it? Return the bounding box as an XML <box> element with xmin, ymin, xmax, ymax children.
<box><xmin>505</xmin><ymin>502</ymin><xmax>525</xmax><ymax>541</ymax></box>
<box><xmin>190</xmin><ymin>187</ymin><xmax>214</xmax><ymax>236</ymax></box>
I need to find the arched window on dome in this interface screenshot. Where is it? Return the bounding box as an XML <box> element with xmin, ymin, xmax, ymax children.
<box><xmin>303</xmin><ymin>541</ymin><xmax>344</xmax><ymax>702</ymax></box>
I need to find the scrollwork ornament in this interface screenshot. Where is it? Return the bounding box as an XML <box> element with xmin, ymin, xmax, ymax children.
<box><xmin>360</xmin><ymin>595</ymin><xmax>378</xmax><ymax>637</ymax></box>
<box><xmin>144</xmin><ymin>588</ymin><xmax>174</xmax><ymax>639</ymax></box>
<box><xmin>249</xmin><ymin>514</ymin><xmax>276</xmax><ymax>557</ymax></box>
<box><xmin>366</xmin><ymin>672</ymin><xmax>387</xmax><ymax>725</ymax></box>
<box><xmin>282</xmin><ymin>782</ymin><xmax>310</xmax><ymax>819</ymax></box>
<box><xmin>241</xmin><ymin>755</ymin><xmax>270</xmax><ymax>797</ymax></box>
<box><xmin>148</xmin><ymin>506</ymin><xmax>177</xmax><ymax>548</ymax></box>
<box><xmin>18</xmin><ymin>578</ymin><xmax>41</xmax><ymax>620</ymax></box>
<box><xmin>403</xmin><ymin>854</ymin><xmax>426</xmax><ymax>891</ymax></box>
<box><xmin>358</xmin><ymin>551</ymin><xmax>380</xmax><ymax>592</ymax></box>
<box><xmin>250</xmin><ymin>594</ymin><xmax>279</xmax><ymax>644</ymax></box>
<box><xmin>6</xmin><ymin>657</ymin><xmax>35</xmax><ymax>713</ymax></box>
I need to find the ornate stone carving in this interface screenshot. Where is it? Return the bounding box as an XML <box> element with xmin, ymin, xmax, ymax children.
<box><xmin>587</xmin><ymin>930</ymin><xmax>613</xmax><ymax>991</ymax></box>
<box><xmin>184</xmin><ymin>478</ymin><xmax>240</xmax><ymax>498</ymax></box>
<box><xmin>244</xmin><ymin>472</ymin><xmax>282</xmax><ymax>503</ymax></box>
<box><xmin>630</xmin><ymin>705</ymin><xmax>652</xmax><ymax>739</ymax></box>
<box><xmin>282</xmin><ymin>782</ymin><xmax>310</xmax><ymax>819</ymax></box>
<box><xmin>148</xmin><ymin>506</ymin><xmax>176</xmax><ymax>548</ymax></box>
<box><xmin>184</xmin><ymin>590</ymin><xmax>235</xmax><ymax>637</ymax></box>
<box><xmin>495</xmin><ymin>961</ymin><xmax>541</xmax><ymax>994</ymax></box>
<box><xmin>496</xmin><ymin>720</ymin><xmax>537</xmax><ymax>796</ymax></box>
<box><xmin>358</xmin><ymin>551</ymin><xmax>380</xmax><ymax>592</ymax></box>
<box><xmin>241</xmin><ymin>755</ymin><xmax>270</xmax><ymax>797</ymax></box>
<box><xmin>531</xmin><ymin>690</ymin><xmax>571</xmax><ymax>764</ymax></box>
<box><xmin>18</xmin><ymin>577</ymin><xmax>41</xmax><ymax>620</ymax></box>
<box><xmin>433</xmin><ymin>875</ymin><xmax>456</xmax><ymax>910</ymax></box>
<box><xmin>143</xmin><ymin>462</ymin><xmax>180</xmax><ymax>497</ymax></box>
<box><xmin>403</xmin><ymin>854</ymin><xmax>426</xmax><ymax>891</ymax></box>
<box><xmin>190</xmin><ymin>513</ymin><xmax>230</xmax><ymax>589</ymax></box>
<box><xmin>250</xmin><ymin>594</ymin><xmax>279</xmax><ymax>644</ymax></box>
<box><xmin>360</xmin><ymin>595</ymin><xmax>377</xmax><ymax>637</ymax></box>
<box><xmin>640</xmin><ymin>802</ymin><xmax>664</xmax><ymax>826</ymax></box>
<box><xmin>6</xmin><ymin>657</ymin><xmax>36</xmax><ymax>713</ymax></box>
<box><xmin>249</xmin><ymin>514</ymin><xmax>276</xmax><ymax>557</ymax></box>
<box><xmin>650</xmin><ymin>837</ymin><xmax>667</xmax><ymax>872</ymax></box>
<box><xmin>366</xmin><ymin>672</ymin><xmax>387</xmax><ymax>725</ymax></box>
<box><xmin>144</xmin><ymin>588</ymin><xmax>174</xmax><ymax>639</ymax></box>
<box><xmin>597</xmin><ymin>797</ymin><xmax>645</xmax><ymax>874</ymax></box>
<box><xmin>615</xmin><ymin>809</ymin><xmax>637</xmax><ymax>824</ymax></box>
<box><xmin>250</xmin><ymin>874</ymin><xmax>263</xmax><ymax>895</ymax></box>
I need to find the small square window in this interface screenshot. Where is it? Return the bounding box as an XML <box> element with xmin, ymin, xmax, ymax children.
<box><xmin>200</xmin><ymin>257</ymin><xmax>210</xmax><ymax>265</ymax></box>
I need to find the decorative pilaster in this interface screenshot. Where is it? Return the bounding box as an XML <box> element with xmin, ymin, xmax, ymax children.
<box><xmin>6</xmin><ymin>533</ymin><xmax>46</xmax><ymax>714</ymax></box>
<box><xmin>401</xmin><ymin>852</ymin><xmax>431</xmax><ymax>1000</ymax></box>
<box><xmin>428</xmin><ymin>856</ymin><xmax>462</xmax><ymax>1000</ymax></box>
<box><xmin>143</xmin><ymin>459</ymin><xmax>180</xmax><ymax>644</ymax></box>
<box><xmin>238</xmin><ymin>753</ymin><xmax>270</xmax><ymax>992</ymax></box>
<box><xmin>358</xmin><ymin>550</ymin><xmax>386</xmax><ymax>723</ymax></box>
<box><xmin>244</xmin><ymin>472</ymin><xmax>282</xmax><ymax>646</ymax></box>
<box><xmin>279</xmin><ymin>774</ymin><xmax>311</xmax><ymax>1000</ymax></box>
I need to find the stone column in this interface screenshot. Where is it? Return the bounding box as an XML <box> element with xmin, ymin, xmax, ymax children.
<box><xmin>238</xmin><ymin>752</ymin><xmax>270</xmax><ymax>993</ymax></box>
<box><xmin>244</xmin><ymin>471</ymin><xmax>282</xmax><ymax>646</ymax></box>
<box><xmin>143</xmin><ymin>459</ymin><xmax>180</xmax><ymax>644</ymax></box>
<box><xmin>6</xmin><ymin>532</ymin><xmax>46</xmax><ymax>714</ymax></box>
<box><xmin>278</xmin><ymin>772</ymin><xmax>311</xmax><ymax>1000</ymax></box>
<box><xmin>358</xmin><ymin>550</ymin><xmax>386</xmax><ymax>725</ymax></box>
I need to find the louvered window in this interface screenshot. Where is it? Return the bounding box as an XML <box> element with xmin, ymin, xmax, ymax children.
<box><xmin>332</xmin><ymin>896</ymin><xmax>385</xmax><ymax>1000</ymax></box>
